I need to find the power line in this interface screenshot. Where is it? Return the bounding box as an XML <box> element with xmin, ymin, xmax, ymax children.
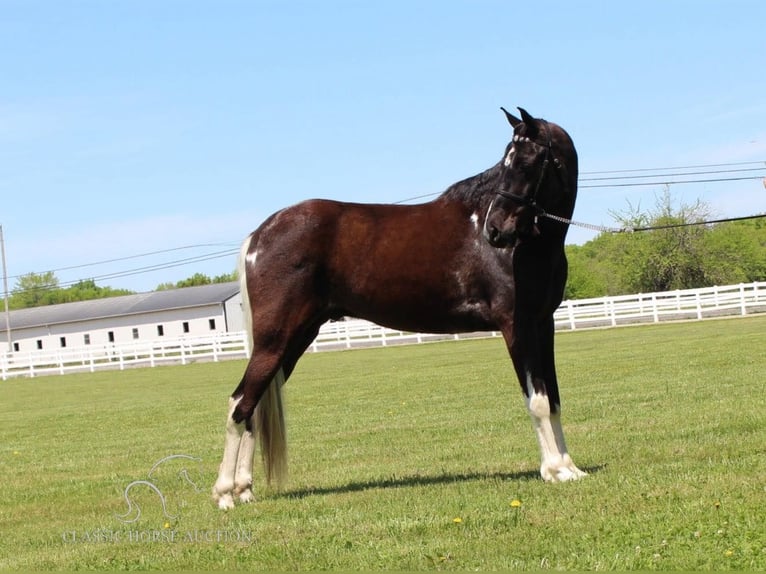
<box><xmin>580</xmin><ymin>159</ymin><xmax>764</xmax><ymax>176</ymax></box>
<box><xmin>394</xmin><ymin>162</ymin><xmax>765</xmax><ymax>203</ymax></box>
<box><xmin>9</xmin><ymin>248</ymin><xmax>241</xmax><ymax>295</ymax></box>
<box><xmin>580</xmin><ymin>174</ymin><xmax>765</xmax><ymax>189</ymax></box>
<box><xmin>6</xmin><ymin>242</ymin><xmax>240</xmax><ymax>281</ymax></box>
<box><xmin>580</xmin><ymin>167</ymin><xmax>764</xmax><ymax>183</ymax></box>
<box><xmin>7</xmin><ymin>158</ymin><xmax>766</xmax><ymax>292</ymax></box>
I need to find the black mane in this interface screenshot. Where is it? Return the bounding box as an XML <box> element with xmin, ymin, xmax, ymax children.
<box><xmin>439</xmin><ymin>161</ymin><xmax>504</xmax><ymax>207</ymax></box>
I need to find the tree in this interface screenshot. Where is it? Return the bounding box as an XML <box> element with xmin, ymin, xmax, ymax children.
<box><xmin>702</xmin><ymin>217</ymin><xmax>766</xmax><ymax>284</ymax></box>
<box><xmin>564</xmin><ymin>189</ymin><xmax>766</xmax><ymax>299</ymax></box>
<box><xmin>8</xmin><ymin>273</ymin><xmax>135</xmax><ymax>309</ymax></box>
<box><xmin>155</xmin><ymin>270</ymin><xmax>238</xmax><ymax>291</ymax></box>
<box><xmin>10</xmin><ymin>271</ymin><xmax>59</xmax><ymax>309</ymax></box>
<box><xmin>608</xmin><ymin>189</ymin><xmax>714</xmax><ymax>292</ymax></box>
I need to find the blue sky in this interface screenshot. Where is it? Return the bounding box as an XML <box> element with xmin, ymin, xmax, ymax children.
<box><xmin>2</xmin><ymin>0</ymin><xmax>765</xmax><ymax>292</ymax></box>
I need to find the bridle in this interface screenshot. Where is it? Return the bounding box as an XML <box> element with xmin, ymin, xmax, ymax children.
<box><xmin>493</xmin><ymin>120</ymin><xmax>566</xmax><ymax>220</ymax></box>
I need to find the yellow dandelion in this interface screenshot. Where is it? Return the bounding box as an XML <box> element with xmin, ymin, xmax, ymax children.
<box><xmin>452</xmin><ymin>517</ymin><xmax>462</xmax><ymax>523</ymax></box>
<box><xmin>725</xmin><ymin>549</ymin><xmax>734</xmax><ymax>557</ymax></box>
<box><xmin>714</xmin><ymin>501</ymin><xmax>721</xmax><ymax>509</ymax></box>
<box><xmin>13</xmin><ymin>451</ymin><xmax>20</xmax><ymax>456</ymax></box>
<box><xmin>163</xmin><ymin>522</ymin><xmax>171</xmax><ymax>529</ymax></box>
<box><xmin>510</xmin><ymin>499</ymin><xmax>522</xmax><ymax>508</ymax></box>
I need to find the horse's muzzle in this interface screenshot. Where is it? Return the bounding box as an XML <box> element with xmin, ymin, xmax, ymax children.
<box><xmin>483</xmin><ymin>224</ymin><xmax>516</xmax><ymax>248</ymax></box>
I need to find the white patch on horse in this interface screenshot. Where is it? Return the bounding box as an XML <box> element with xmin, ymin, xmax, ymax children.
<box><xmin>212</xmin><ymin>396</ymin><xmax>245</xmax><ymax>510</ymax></box>
<box><xmin>470</xmin><ymin>212</ymin><xmax>479</xmax><ymax>229</ymax></box>
<box><xmin>524</xmin><ymin>373</ymin><xmax>586</xmax><ymax>483</ymax></box>
<box><xmin>234</xmin><ymin>428</ymin><xmax>256</xmax><ymax>503</ymax></box>
<box><xmin>246</xmin><ymin>249</ymin><xmax>258</xmax><ymax>268</ymax></box>
<box><xmin>504</xmin><ymin>146</ymin><xmax>516</xmax><ymax>167</ymax></box>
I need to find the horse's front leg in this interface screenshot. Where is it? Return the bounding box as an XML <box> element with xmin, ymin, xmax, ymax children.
<box><xmin>506</xmin><ymin>317</ymin><xmax>586</xmax><ymax>482</ymax></box>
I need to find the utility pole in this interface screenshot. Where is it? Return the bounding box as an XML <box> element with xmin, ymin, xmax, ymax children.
<box><xmin>1</xmin><ymin>225</ymin><xmax>11</xmax><ymax>353</ymax></box>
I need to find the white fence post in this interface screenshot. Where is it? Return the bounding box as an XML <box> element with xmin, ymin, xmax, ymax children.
<box><xmin>740</xmin><ymin>283</ymin><xmax>747</xmax><ymax>316</ymax></box>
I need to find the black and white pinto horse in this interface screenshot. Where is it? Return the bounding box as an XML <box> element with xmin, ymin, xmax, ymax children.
<box><xmin>213</xmin><ymin>107</ymin><xmax>586</xmax><ymax>509</ymax></box>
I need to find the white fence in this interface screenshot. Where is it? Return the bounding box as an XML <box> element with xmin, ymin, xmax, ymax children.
<box><xmin>2</xmin><ymin>282</ymin><xmax>764</xmax><ymax>380</ymax></box>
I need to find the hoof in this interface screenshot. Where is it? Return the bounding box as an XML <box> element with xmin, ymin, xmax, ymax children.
<box><xmin>212</xmin><ymin>485</ymin><xmax>236</xmax><ymax>510</ymax></box>
<box><xmin>215</xmin><ymin>492</ymin><xmax>236</xmax><ymax>510</ymax></box>
<box><xmin>541</xmin><ymin>463</ymin><xmax>587</xmax><ymax>483</ymax></box>
<box><xmin>238</xmin><ymin>488</ymin><xmax>255</xmax><ymax>504</ymax></box>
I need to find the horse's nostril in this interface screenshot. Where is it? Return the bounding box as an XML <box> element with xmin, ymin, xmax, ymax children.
<box><xmin>485</xmin><ymin>226</ymin><xmax>506</xmax><ymax>247</ymax></box>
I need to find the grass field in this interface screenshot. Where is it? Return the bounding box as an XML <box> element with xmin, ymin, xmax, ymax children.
<box><xmin>1</xmin><ymin>316</ymin><xmax>765</xmax><ymax>570</ymax></box>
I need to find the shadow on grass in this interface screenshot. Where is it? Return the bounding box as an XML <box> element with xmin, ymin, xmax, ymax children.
<box><xmin>278</xmin><ymin>465</ymin><xmax>604</xmax><ymax>500</ymax></box>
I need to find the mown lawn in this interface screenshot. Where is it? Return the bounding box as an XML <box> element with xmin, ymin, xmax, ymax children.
<box><xmin>1</xmin><ymin>316</ymin><xmax>764</xmax><ymax>570</ymax></box>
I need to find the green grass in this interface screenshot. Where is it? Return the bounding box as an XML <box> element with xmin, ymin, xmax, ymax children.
<box><xmin>1</xmin><ymin>316</ymin><xmax>765</xmax><ymax>570</ymax></box>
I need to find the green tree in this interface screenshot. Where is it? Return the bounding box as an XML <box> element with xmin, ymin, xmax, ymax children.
<box><xmin>564</xmin><ymin>190</ymin><xmax>766</xmax><ymax>299</ymax></box>
<box><xmin>212</xmin><ymin>270</ymin><xmax>238</xmax><ymax>283</ymax></box>
<box><xmin>609</xmin><ymin>189</ymin><xmax>713</xmax><ymax>292</ymax></box>
<box><xmin>702</xmin><ymin>218</ymin><xmax>766</xmax><ymax>284</ymax></box>
<box><xmin>156</xmin><ymin>270</ymin><xmax>238</xmax><ymax>291</ymax></box>
<box><xmin>10</xmin><ymin>271</ymin><xmax>59</xmax><ymax>309</ymax></box>
<box><xmin>173</xmin><ymin>273</ymin><xmax>212</xmax><ymax>288</ymax></box>
<box><xmin>8</xmin><ymin>274</ymin><xmax>135</xmax><ymax>309</ymax></box>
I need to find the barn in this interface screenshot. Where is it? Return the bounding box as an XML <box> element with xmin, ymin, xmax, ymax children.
<box><xmin>2</xmin><ymin>282</ymin><xmax>242</xmax><ymax>353</ymax></box>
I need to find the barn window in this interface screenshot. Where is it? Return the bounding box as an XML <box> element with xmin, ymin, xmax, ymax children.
<box><xmin>132</xmin><ymin>328</ymin><xmax>139</xmax><ymax>340</ymax></box>
<box><xmin>108</xmin><ymin>331</ymin><xmax>115</xmax><ymax>343</ymax></box>
<box><xmin>36</xmin><ymin>340</ymin><xmax>43</xmax><ymax>350</ymax></box>
<box><xmin>13</xmin><ymin>342</ymin><xmax>19</xmax><ymax>352</ymax></box>
<box><xmin>157</xmin><ymin>325</ymin><xmax>165</xmax><ymax>337</ymax></box>
<box><xmin>60</xmin><ymin>337</ymin><xmax>67</xmax><ymax>348</ymax></box>
<box><xmin>208</xmin><ymin>318</ymin><xmax>216</xmax><ymax>330</ymax></box>
<box><xmin>83</xmin><ymin>334</ymin><xmax>91</xmax><ymax>345</ymax></box>
<box><xmin>182</xmin><ymin>322</ymin><xmax>190</xmax><ymax>334</ymax></box>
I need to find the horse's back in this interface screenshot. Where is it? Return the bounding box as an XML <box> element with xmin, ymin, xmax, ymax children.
<box><xmin>243</xmin><ymin>197</ymin><xmax>497</xmax><ymax>331</ymax></box>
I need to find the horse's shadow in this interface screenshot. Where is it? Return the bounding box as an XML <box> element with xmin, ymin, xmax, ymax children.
<box><xmin>278</xmin><ymin>465</ymin><xmax>605</xmax><ymax>500</ymax></box>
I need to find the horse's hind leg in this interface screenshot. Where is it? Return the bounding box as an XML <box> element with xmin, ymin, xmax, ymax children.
<box><xmin>212</xmin><ymin>337</ymin><xmax>286</xmax><ymax>502</ymax></box>
<box><xmin>232</xmin><ymin>422</ymin><xmax>256</xmax><ymax>503</ymax></box>
<box><xmin>232</xmin><ymin>366</ymin><xmax>287</xmax><ymax>503</ymax></box>
<box><xmin>212</xmin><ymin>395</ymin><xmax>248</xmax><ymax>510</ymax></box>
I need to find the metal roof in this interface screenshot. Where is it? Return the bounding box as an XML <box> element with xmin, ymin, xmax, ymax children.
<box><xmin>8</xmin><ymin>282</ymin><xmax>240</xmax><ymax>330</ymax></box>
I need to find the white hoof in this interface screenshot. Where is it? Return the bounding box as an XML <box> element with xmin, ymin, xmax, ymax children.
<box><xmin>541</xmin><ymin>461</ymin><xmax>587</xmax><ymax>483</ymax></box>
<box><xmin>238</xmin><ymin>488</ymin><xmax>255</xmax><ymax>504</ymax></box>
<box><xmin>215</xmin><ymin>492</ymin><xmax>236</xmax><ymax>510</ymax></box>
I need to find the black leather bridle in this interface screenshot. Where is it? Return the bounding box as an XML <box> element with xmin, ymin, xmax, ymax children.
<box><xmin>494</xmin><ymin>120</ymin><xmax>564</xmax><ymax>215</ymax></box>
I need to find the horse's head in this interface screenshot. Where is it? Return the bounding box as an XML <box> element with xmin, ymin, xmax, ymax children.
<box><xmin>483</xmin><ymin>107</ymin><xmax>578</xmax><ymax>248</ymax></box>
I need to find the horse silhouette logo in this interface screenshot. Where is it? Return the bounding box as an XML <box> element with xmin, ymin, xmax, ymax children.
<box><xmin>115</xmin><ymin>454</ymin><xmax>203</xmax><ymax>523</ymax></box>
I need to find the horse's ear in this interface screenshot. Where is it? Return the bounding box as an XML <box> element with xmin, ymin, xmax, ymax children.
<box><xmin>500</xmin><ymin>106</ymin><xmax>522</xmax><ymax>128</ymax></box>
<box><xmin>518</xmin><ymin>107</ymin><xmax>535</xmax><ymax>124</ymax></box>
<box><xmin>517</xmin><ymin>107</ymin><xmax>540</xmax><ymax>138</ymax></box>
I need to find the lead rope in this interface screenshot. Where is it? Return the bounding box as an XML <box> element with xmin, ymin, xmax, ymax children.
<box><xmin>538</xmin><ymin>210</ymin><xmax>766</xmax><ymax>234</ymax></box>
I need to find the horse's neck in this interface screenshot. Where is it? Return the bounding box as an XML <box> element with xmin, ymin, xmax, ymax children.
<box><xmin>440</xmin><ymin>163</ymin><xmax>503</xmax><ymax>208</ymax></box>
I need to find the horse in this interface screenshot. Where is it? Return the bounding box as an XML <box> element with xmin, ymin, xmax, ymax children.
<box><xmin>212</xmin><ymin>107</ymin><xmax>586</xmax><ymax>509</ymax></box>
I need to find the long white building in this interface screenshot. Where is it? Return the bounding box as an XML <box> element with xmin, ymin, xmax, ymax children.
<box><xmin>2</xmin><ymin>282</ymin><xmax>242</xmax><ymax>353</ymax></box>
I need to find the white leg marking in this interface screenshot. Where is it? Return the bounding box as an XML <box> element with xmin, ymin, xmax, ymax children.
<box><xmin>525</xmin><ymin>373</ymin><xmax>586</xmax><ymax>482</ymax></box>
<box><xmin>212</xmin><ymin>396</ymin><xmax>245</xmax><ymax>510</ymax></box>
<box><xmin>233</xmin><ymin>422</ymin><xmax>256</xmax><ymax>503</ymax></box>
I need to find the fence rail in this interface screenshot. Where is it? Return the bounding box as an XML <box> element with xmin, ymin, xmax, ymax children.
<box><xmin>2</xmin><ymin>282</ymin><xmax>764</xmax><ymax>380</ymax></box>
